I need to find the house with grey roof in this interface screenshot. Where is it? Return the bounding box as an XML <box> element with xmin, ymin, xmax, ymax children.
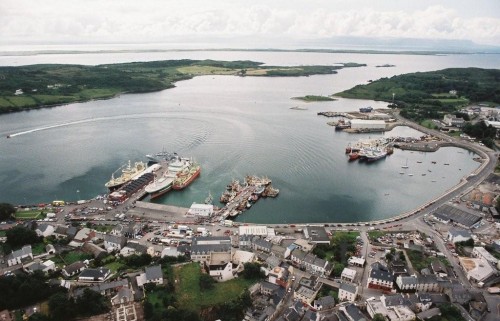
<box><xmin>78</xmin><ymin>267</ymin><xmax>111</xmax><ymax>282</ymax></box>
<box><xmin>6</xmin><ymin>245</ymin><xmax>33</xmax><ymax>267</ymax></box>
<box><xmin>339</xmin><ymin>282</ymin><xmax>358</xmax><ymax>302</ymax></box>
<box><xmin>339</xmin><ymin>304</ymin><xmax>367</xmax><ymax>321</ymax></box>
<box><xmin>304</xmin><ymin>226</ymin><xmax>330</xmax><ymax>244</ymax></box>
<box><xmin>302</xmin><ymin>310</ymin><xmax>317</xmax><ymax>321</ymax></box>
<box><xmin>238</xmin><ymin>234</ymin><xmax>253</xmax><ymax>250</ymax></box>
<box><xmin>271</xmin><ymin>244</ymin><xmax>287</xmax><ymax>258</ymax></box>
<box><xmin>294</xmin><ymin>284</ymin><xmax>321</xmax><ymax>305</ymax></box>
<box><xmin>111</xmin><ymin>287</ymin><xmax>134</xmax><ymax>306</ymax></box>
<box><xmin>36</xmin><ymin>223</ymin><xmax>55</xmax><ymax>237</ymax></box>
<box><xmin>82</xmin><ymin>242</ymin><xmax>107</xmax><ymax>259</ymax></box>
<box><xmin>448</xmin><ymin>228</ymin><xmax>472</xmax><ymax>243</ymax></box>
<box><xmin>62</xmin><ymin>261</ymin><xmax>86</xmax><ymax>278</ymax></box>
<box><xmin>146</xmin><ymin>265</ymin><xmax>163</xmax><ymax>284</ymax></box>
<box><xmin>443</xmin><ymin>282</ymin><xmax>472</xmax><ymax>305</ymax></box>
<box><xmin>23</xmin><ymin>259</ymin><xmax>55</xmax><ymax>274</ymax></box>
<box><xmin>73</xmin><ymin>279</ymin><xmax>129</xmax><ymax>298</ymax></box>
<box><xmin>104</xmin><ymin>234</ymin><xmax>127</xmax><ymax>252</ymax></box>
<box><xmin>120</xmin><ymin>241</ymin><xmax>148</xmax><ymax>257</ymax></box>
<box><xmin>265</xmin><ymin>255</ymin><xmax>282</xmax><ymax>269</ymax></box>
<box><xmin>260</xmin><ymin>281</ymin><xmax>280</xmax><ymax>296</ymax></box>
<box><xmin>252</xmin><ymin>237</ymin><xmax>273</xmax><ymax>253</ymax></box>
<box><xmin>430</xmin><ymin>259</ymin><xmax>448</xmax><ymax>277</ymax></box>
<box><xmin>417</xmin><ymin>308</ymin><xmax>441</xmax><ymax>320</ymax></box>
<box><xmin>136</xmin><ymin>264</ymin><xmax>164</xmax><ymax>287</ymax></box>
<box><xmin>367</xmin><ymin>262</ymin><xmax>394</xmax><ymax>291</ymax></box>
<box><xmin>53</xmin><ymin>225</ymin><xmax>69</xmax><ymax>239</ymax></box>
<box><xmin>313</xmin><ymin>295</ymin><xmax>336</xmax><ymax>310</ymax></box>
<box><xmin>290</xmin><ymin>248</ymin><xmax>307</xmax><ymax>266</ymax></box>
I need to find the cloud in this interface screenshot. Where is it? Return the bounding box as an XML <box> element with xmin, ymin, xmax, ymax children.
<box><xmin>0</xmin><ymin>1</ymin><xmax>499</xmax><ymax>46</ymax></box>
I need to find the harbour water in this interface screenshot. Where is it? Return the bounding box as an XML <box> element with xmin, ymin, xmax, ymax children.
<box><xmin>0</xmin><ymin>49</ymin><xmax>498</xmax><ymax>223</ymax></box>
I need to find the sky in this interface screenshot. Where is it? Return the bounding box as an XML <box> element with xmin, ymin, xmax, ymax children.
<box><xmin>1</xmin><ymin>0</ymin><xmax>499</xmax><ymax>49</ymax></box>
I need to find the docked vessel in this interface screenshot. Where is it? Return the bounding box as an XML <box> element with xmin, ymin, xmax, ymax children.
<box><xmin>366</xmin><ymin>149</ymin><xmax>388</xmax><ymax>162</ymax></box>
<box><xmin>172</xmin><ymin>161</ymin><xmax>201</xmax><ymax>190</ymax></box>
<box><xmin>145</xmin><ymin>172</ymin><xmax>175</xmax><ymax>199</ymax></box>
<box><xmin>146</xmin><ymin>149</ymin><xmax>176</xmax><ymax>165</ymax></box>
<box><xmin>105</xmin><ymin>160</ymin><xmax>147</xmax><ymax>191</ymax></box>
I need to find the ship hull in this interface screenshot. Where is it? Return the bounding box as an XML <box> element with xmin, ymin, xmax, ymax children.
<box><xmin>149</xmin><ymin>185</ymin><xmax>173</xmax><ymax>200</ymax></box>
<box><xmin>173</xmin><ymin>167</ymin><xmax>201</xmax><ymax>190</ymax></box>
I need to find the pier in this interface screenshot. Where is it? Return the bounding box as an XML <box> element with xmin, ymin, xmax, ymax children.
<box><xmin>213</xmin><ymin>175</ymin><xmax>279</xmax><ymax>221</ymax></box>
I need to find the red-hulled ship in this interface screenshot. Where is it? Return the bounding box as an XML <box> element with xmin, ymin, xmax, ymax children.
<box><xmin>172</xmin><ymin>162</ymin><xmax>201</xmax><ymax>190</ymax></box>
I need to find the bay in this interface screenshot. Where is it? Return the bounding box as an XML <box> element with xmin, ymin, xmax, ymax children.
<box><xmin>0</xmin><ymin>49</ymin><xmax>497</xmax><ymax>223</ymax></box>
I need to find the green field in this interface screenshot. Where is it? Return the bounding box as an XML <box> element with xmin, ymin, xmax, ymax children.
<box><xmin>15</xmin><ymin>210</ymin><xmax>43</xmax><ymax>219</ymax></box>
<box><xmin>52</xmin><ymin>251</ymin><xmax>92</xmax><ymax>266</ymax></box>
<box><xmin>174</xmin><ymin>263</ymin><xmax>254</xmax><ymax>312</ymax></box>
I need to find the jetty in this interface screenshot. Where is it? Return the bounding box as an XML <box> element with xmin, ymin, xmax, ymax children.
<box><xmin>214</xmin><ymin>175</ymin><xmax>279</xmax><ymax>221</ymax></box>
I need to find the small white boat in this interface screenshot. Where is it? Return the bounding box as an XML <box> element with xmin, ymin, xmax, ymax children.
<box><xmin>408</xmin><ymin>174</ymin><xmax>414</xmax><ymax>176</ymax></box>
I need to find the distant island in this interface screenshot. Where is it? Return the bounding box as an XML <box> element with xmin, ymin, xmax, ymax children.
<box><xmin>375</xmin><ymin>64</ymin><xmax>395</xmax><ymax>68</ymax></box>
<box><xmin>292</xmin><ymin>95</ymin><xmax>336</xmax><ymax>102</ymax></box>
<box><xmin>0</xmin><ymin>60</ymin><xmax>365</xmax><ymax>114</ymax></box>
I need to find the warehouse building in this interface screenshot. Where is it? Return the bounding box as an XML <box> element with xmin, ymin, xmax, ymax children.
<box><xmin>350</xmin><ymin>119</ymin><xmax>386</xmax><ymax>130</ymax></box>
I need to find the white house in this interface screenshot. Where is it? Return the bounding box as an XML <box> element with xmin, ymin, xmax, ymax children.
<box><xmin>209</xmin><ymin>262</ymin><xmax>235</xmax><ymax>282</ymax></box>
<box><xmin>136</xmin><ymin>265</ymin><xmax>164</xmax><ymax>287</ymax></box>
<box><xmin>339</xmin><ymin>282</ymin><xmax>358</xmax><ymax>302</ymax></box>
<box><xmin>36</xmin><ymin>224</ymin><xmax>55</xmax><ymax>237</ymax></box>
<box><xmin>104</xmin><ymin>234</ymin><xmax>126</xmax><ymax>252</ymax></box>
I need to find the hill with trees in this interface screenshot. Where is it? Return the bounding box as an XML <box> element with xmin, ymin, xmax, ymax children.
<box><xmin>336</xmin><ymin>68</ymin><xmax>500</xmax><ymax>121</ymax></box>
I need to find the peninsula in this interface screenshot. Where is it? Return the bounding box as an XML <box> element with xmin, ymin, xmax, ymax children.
<box><xmin>0</xmin><ymin>60</ymin><xmax>364</xmax><ymax>114</ymax></box>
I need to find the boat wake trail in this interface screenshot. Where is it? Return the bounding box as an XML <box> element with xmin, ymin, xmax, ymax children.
<box><xmin>8</xmin><ymin>113</ymin><xmax>168</xmax><ymax>137</ymax></box>
<box><xmin>9</xmin><ymin>118</ymin><xmax>99</xmax><ymax>137</ymax></box>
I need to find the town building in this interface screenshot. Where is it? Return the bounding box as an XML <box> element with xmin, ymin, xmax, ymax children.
<box><xmin>443</xmin><ymin>114</ymin><xmax>465</xmax><ymax>127</ymax></box>
<box><xmin>339</xmin><ymin>282</ymin><xmax>358</xmax><ymax>302</ymax></box>
<box><xmin>367</xmin><ymin>262</ymin><xmax>394</xmax><ymax>291</ymax></box>
<box><xmin>472</xmin><ymin>247</ymin><xmax>498</xmax><ymax>265</ymax></box>
<box><xmin>303</xmin><ymin>226</ymin><xmax>330</xmax><ymax>244</ymax></box>
<box><xmin>187</xmin><ymin>203</ymin><xmax>213</xmax><ymax>217</ymax></box>
<box><xmin>448</xmin><ymin>228</ymin><xmax>473</xmax><ymax>243</ymax></box>
<box><xmin>190</xmin><ymin>236</ymin><xmax>232</xmax><ymax>262</ymax></box>
<box><xmin>104</xmin><ymin>234</ymin><xmax>127</xmax><ymax>252</ymax></box>
<box><xmin>341</xmin><ymin>267</ymin><xmax>357</xmax><ymax>282</ymax></box>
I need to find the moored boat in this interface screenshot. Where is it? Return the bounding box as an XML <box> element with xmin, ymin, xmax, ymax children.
<box><xmin>172</xmin><ymin>161</ymin><xmax>201</xmax><ymax>190</ymax></box>
<box><xmin>145</xmin><ymin>173</ymin><xmax>175</xmax><ymax>199</ymax></box>
<box><xmin>105</xmin><ymin>160</ymin><xmax>147</xmax><ymax>191</ymax></box>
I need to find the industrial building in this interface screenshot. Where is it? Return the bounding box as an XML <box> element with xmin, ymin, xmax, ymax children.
<box><xmin>349</xmin><ymin>119</ymin><xmax>386</xmax><ymax>130</ymax></box>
